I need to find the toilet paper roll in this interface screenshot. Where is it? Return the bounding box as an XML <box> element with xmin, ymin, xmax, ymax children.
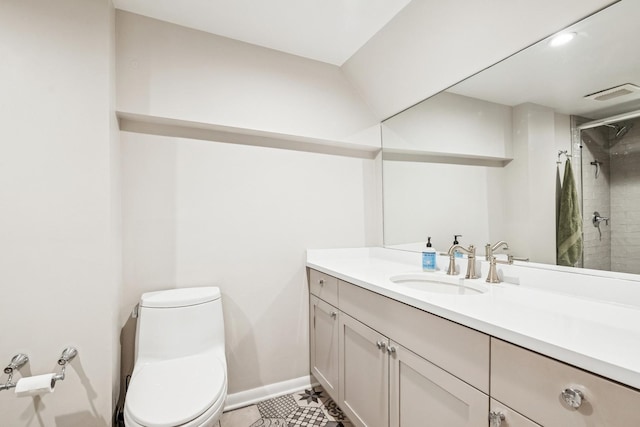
<box><xmin>14</xmin><ymin>374</ymin><xmax>56</xmax><ymax>397</ymax></box>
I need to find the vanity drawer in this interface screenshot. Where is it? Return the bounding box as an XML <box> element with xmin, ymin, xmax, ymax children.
<box><xmin>491</xmin><ymin>338</ymin><xmax>640</xmax><ymax>427</ymax></box>
<box><xmin>490</xmin><ymin>399</ymin><xmax>541</xmax><ymax>427</ymax></box>
<box><xmin>308</xmin><ymin>269</ymin><xmax>338</xmax><ymax>306</ymax></box>
<box><xmin>339</xmin><ymin>280</ymin><xmax>489</xmax><ymax>393</ymax></box>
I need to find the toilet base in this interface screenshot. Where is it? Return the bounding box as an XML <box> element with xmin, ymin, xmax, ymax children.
<box><xmin>124</xmin><ymin>384</ymin><xmax>227</xmax><ymax>427</ymax></box>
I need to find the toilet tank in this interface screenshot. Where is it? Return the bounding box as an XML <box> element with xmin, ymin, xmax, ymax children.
<box><xmin>135</xmin><ymin>287</ymin><xmax>225</xmax><ymax>362</ymax></box>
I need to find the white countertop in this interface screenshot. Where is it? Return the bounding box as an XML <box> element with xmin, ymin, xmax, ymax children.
<box><xmin>307</xmin><ymin>247</ymin><xmax>640</xmax><ymax>390</ymax></box>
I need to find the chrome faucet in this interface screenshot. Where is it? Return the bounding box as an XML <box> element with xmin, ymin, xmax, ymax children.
<box><xmin>446</xmin><ymin>244</ymin><xmax>478</xmax><ymax>279</ymax></box>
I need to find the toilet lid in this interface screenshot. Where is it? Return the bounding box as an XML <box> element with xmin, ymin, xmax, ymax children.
<box><xmin>125</xmin><ymin>354</ymin><xmax>226</xmax><ymax>427</ymax></box>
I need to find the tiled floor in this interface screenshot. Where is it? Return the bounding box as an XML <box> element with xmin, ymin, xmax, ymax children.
<box><xmin>217</xmin><ymin>386</ymin><xmax>352</xmax><ymax>427</ymax></box>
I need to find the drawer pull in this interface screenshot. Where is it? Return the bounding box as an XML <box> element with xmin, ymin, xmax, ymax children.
<box><xmin>376</xmin><ymin>341</ymin><xmax>386</xmax><ymax>350</ymax></box>
<box><xmin>330</xmin><ymin>311</ymin><xmax>337</xmax><ymax>319</ymax></box>
<box><xmin>489</xmin><ymin>411</ymin><xmax>505</xmax><ymax>427</ymax></box>
<box><xmin>318</xmin><ymin>279</ymin><xmax>325</xmax><ymax>286</ymax></box>
<box><xmin>561</xmin><ymin>387</ymin><xmax>585</xmax><ymax>409</ymax></box>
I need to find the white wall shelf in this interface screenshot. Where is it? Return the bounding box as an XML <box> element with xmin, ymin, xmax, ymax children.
<box><xmin>382</xmin><ymin>148</ymin><xmax>512</xmax><ymax>167</ymax></box>
<box><xmin>117</xmin><ymin>112</ymin><xmax>381</xmax><ymax>159</ymax></box>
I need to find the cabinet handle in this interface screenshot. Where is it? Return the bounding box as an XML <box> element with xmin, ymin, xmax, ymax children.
<box><xmin>386</xmin><ymin>346</ymin><xmax>396</xmax><ymax>355</ymax></box>
<box><xmin>330</xmin><ymin>311</ymin><xmax>337</xmax><ymax>319</ymax></box>
<box><xmin>319</xmin><ymin>279</ymin><xmax>325</xmax><ymax>286</ymax></box>
<box><xmin>489</xmin><ymin>411</ymin><xmax>505</xmax><ymax>427</ymax></box>
<box><xmin>376</xmin><ymin>341</ymin><xmax>386</xmax><ymax>350</ymax></box>
<box><xmin>561</xmin><ymin>387</ymin><xmax>585</xmax><ymax>409</ymax></box>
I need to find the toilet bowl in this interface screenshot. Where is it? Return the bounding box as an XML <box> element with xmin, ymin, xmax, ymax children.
<box><xmin>124</xmin><ymin>287</ymin><xmax>227</xmax><ymax>427</ymax></box>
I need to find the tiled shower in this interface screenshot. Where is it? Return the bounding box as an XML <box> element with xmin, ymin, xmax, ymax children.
<box><xmin>580</xmin><ymin>116</ymin><xmax>640</xmax><ymax>274</ymax></box>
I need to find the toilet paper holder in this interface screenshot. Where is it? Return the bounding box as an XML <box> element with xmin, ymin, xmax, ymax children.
<box><xmin>53</xmin><ymin>347</ymin><xmax>78</xmax><ymax>383</ymax></box>
<box><xmin>0</xmin><ymin>353</ymin><xmax>29</xmax><ymax>391</ymax></box>
<box><xmin>1</xmin><ymin>347</ymin><xmax>78</xmax><ymax>392</ymax></box>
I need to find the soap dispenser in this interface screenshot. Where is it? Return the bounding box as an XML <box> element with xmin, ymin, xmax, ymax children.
<box><xmin>422</xmin><ymin>237</ymin><xmax>437</xmax><ymax>272</ymax></box>
<box><xmin>453</xmin><ymin>235</ymin><xmax>463</xmax><ymax>258</ymax></box>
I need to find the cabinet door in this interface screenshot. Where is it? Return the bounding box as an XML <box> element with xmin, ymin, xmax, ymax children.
<box><xmin>389</xmin><ymin>341</ymin><xmax>488</xmax><ymax>427</ymax></box>
<box><xmin>339</xmin><ymin>313</ymin><xmax>388</xmax><ymax>427</ymax></box>
<box><xmin>309</xmin><ymin>296</ymin><xmax>339</xmax><ymax>399</ymax></box>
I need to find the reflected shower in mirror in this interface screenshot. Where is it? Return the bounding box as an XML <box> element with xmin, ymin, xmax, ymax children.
<box><xmin>579</xmin><ymin>115</ymin><xmax>640</xmax><ymax>274</ymax></box>
<box><xmin>381</xmin><ymin>0</ymin><xmax>640</xmax><ymax>274</ymax></box>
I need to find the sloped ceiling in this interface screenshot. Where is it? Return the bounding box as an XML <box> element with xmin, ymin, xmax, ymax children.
<box><xmin>113</xmin><ymin>0</ymin><xmax>618</xmax><ymax>120</ymax></box>
<box><xmin>112</xmin><ymin>0</ymin><xmax>412</xmax><ymax>66</ymax></box>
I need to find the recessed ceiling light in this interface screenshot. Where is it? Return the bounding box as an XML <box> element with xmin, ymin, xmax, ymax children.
<box><xmin>549</xmin><ymin>32</ymin><xmax>576</xmax><ymax>47</ymax></box>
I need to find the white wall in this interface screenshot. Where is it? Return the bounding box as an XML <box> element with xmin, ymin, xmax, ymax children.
<box><xmin>116</xmin><ymin>11</ymin><xmax>379</xmax><ymax>145</ymax></box>
<box><xmin>343</xmin><ymin>0</ymin><xmax>617</xmax><ymax>120</ymax></box>
<box><xmin>121</xmin><ymin>132</ymin><xmax>380</xmax><ymax>394</ymax></box>
<box><xmin>109</xmin><ymin>2</ymin><xmax>124</xmax><ymax>409</ymax></box>
<box><xmin>0</xmin><ymin>0</ymin><xmax>118</xmax><ymax>425</ymax></box>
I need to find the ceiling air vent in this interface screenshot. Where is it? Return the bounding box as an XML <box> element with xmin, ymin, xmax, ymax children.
<box><xmin>584</xmin><ymin>83</ymin><xmax>640</xmax><ymax>101</ymax></box>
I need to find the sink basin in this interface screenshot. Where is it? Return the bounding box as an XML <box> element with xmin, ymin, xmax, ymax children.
<box><xmin>389</xmin><ymin>273</ymin><xmax>488</xmax><ymax>295</ymax></box>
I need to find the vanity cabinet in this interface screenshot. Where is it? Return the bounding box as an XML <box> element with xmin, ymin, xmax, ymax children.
<box><xmin>489</xmin><ymin>399</ymin><xmax>541</xmax><ymax>427</ymax></box>
<box><xmin>491</xmin><ymin>338</ymin><xmax>640</xmax><ymax>427</ymax></box>
<box><xmin>309</xmin><ymin>269</ymin><xmax>490</xmax><ymax>427</ymax></box>
<box><xmin>308</xmin><ymin>266</ymin><xmax>640</xmax><ymax>427</ymax></box>
<box><xmin>389</xmin><ymin>338</ymin><xmax>488</xmax><ymax>427</ymax></box>
<box><xmin>309</xmin><ymin>269</ymin><xmax>338</xmax><ymax>306</ymax></box>
<box><xmin>338</xmin><ymin>276</ymin><xmax>490</xmax><ymax>394</ymax></box>
<box><xmin>339</xmin><ymin>313</ymin><xmax>389</xmax><ymax>427</ymax></box>
<box><xmin>338</xmin><ymin>313</ymin><xmax>487</xmax><ymax>427</ymax></box>
<box><xmin>309</xmin><ymin>295</ymin><xmax>339</xmax><ymax>398</ymax></box>
<box><xmin>308</xmin><ymin>269</ymin><xmax>340</xmax><ymax>398</ymax></box>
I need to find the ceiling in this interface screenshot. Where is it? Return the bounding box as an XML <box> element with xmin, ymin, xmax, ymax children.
<box><xmin>112</xmin><ymin>0</ymin><xmax>412</xmax><ymax>66</ymax></box>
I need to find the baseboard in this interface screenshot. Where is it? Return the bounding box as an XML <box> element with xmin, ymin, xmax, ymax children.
<box><xmin>224</xmin><ymin>375</ymin><xmax>318</xmax><ymax>411</ymax></box>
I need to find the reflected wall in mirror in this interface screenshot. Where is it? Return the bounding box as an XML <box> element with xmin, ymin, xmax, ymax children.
<box><xmin>381</xmin><ymin>0</ymin><xmax>640</xmax><ymax>274</ymax></box>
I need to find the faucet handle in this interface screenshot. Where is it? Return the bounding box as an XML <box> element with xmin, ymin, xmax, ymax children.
<box><xmin>507</xmin><ymin>255</ymin><xmax>529</xmax><ymax>263</ymax></box>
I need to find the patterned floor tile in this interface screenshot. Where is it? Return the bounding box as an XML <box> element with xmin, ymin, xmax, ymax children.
<box><xmin>257</xmin><ymin>394</ymin><xmax>298</xmax><ymax>418</ymax></box>
<box><xmin>295</xmin><ymin>387</ymin><xmax>330</xmax><ymax>409</ymax></box>
<box><xmin>233</xmin><ymin>385</ymin><xmax>351</xmax><ymax>427</ymax></box>
<box><xmin>286</xmin><ymin>407</ymin><xmax>327</xmax><ymax>426</ymax></box>
<box><xmin>249</xmin><ymin>419</ymin><xmax>288</xmax><ymax>427</ymax></box>
<box><xmin>321</xmin><ymin>398</ymin><xmax>347</xmax><ymax>422</ymax></box>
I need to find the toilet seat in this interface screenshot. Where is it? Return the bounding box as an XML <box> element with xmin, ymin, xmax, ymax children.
<box><xmin>125</xmin><ymin>353</ymin><xmax>226</xmax><ymax>427</ymax></box>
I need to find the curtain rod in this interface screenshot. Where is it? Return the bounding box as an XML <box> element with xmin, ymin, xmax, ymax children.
<box><xmin>578</xmin><ymin>108</ymin><xmax>640</xmax><ymax>130</ymax></box>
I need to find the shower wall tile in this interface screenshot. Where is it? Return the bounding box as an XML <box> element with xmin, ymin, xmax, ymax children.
<box><xmin>610</xmin><ymin>119</ymin><xmax>640</xmax><ymax>275</ymax></box>
<box><xmin>581</xmin><ymin>128</ymin><xmax>611</xmax><ymax>271</ymax></box>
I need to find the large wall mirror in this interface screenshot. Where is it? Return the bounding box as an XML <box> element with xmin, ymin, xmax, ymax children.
<box><xmin>381</xmin><ymin>0</ymin><xmax>640</xmax><ymax>275</ymax></box>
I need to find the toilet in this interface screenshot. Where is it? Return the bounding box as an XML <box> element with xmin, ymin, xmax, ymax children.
<box><xmin>124</xmin><ymin>287</ymin><xmax>227</xmax><ymax>427</ymax></box>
